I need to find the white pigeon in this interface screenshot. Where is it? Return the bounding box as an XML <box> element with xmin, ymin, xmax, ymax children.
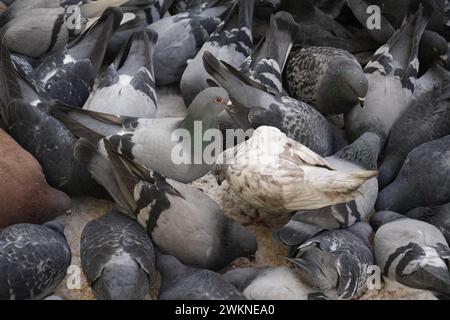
<box><xmin>213</xmin><ymin>126</ymin><xmax>377</xmax><ymax>213</ymax></box>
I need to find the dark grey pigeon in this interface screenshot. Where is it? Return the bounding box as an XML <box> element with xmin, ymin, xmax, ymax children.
<box><xmin>378</xmin><ymin>82</ymin><xmax>450</xmax><ymax>189</ymax></box>
<box><xmin>84</xmin><ymin>29</ymin><xmax>158</xmax><ymax>118</ymax></box>
<box><xmin>367</xmin><ymin>0</ymin><xmax>445</xmax><ymax>32</ymax></box>
<box><xmin>223</xmin><ymin>266</ymin><xmax>322</xmax><ymax>300</ymax></box>
<box><xmin>376</xmin><ymin>135</ymin><xmax>450</xmax><ymax>213</ymax></box>
<box><xmin>0</xmin><ymin>38</ymin><xmax>108</xmax><ymax>198</ymax></box>
<box><xmin>287</xmin><ymin>222</ymin><xmax>374</xmax><ymax>300</ymax></box>
<box><xmin>346</xmin><ymin>1</ymin><xmax>434</xmax><ymax>145</ymax></box>
<box><xmin>157</xmin><ymin>253</ymin><xmax>245</xmax><ymax>300</ymax></box>
<box><xmin>73</xmin><ymin>138</ymin><xmax>258</xmax><ymax>270</ymax></box>
<box><xmin>371</xmin><ymin>211</ymin><xmax>450</xmax><ymax>299</ymax></box>
<box><xmin>24</xmin><ymin>7</ymin><xmax>123</xmax><ymax>108</ymax></box>
<box><xmin>286</xmin><ymin>46</ymin><xmax>368</xmax><ymax>115</ymax></box>
<box><xmin>181</xmin><ymin>0</ymin><xmax>256</xmax><ymax>106</ymax></box>
<box><xmin>0</xmin><ymin>220</ymin><xmax>71</xmax><ymax>300</ymax></box>
<box><xmin>0</xmin><ymin>0</ymin><xmax>126</xmax><ymax>57</ymax></box>
<box><xmin>279</xmin><ymin>0</ymin><xmax>350</xmax><ymax>38</ymax></box>
<box><xmin>81</xmin><ymin>209</ymin><xmax>156</xmax><ymax>300</ymax></box>
<box><xmin>203</xmin><ymin>50</ymin><xmax>348</xmax><ymax>157</ymax></box>
<box><xmin>406</xmin><ymin>204</ymin><xmax>450</xmax><ymax>245</ymax></box>
<box><xmin>274</xmin><ymin>132</ymin><xmax>381</xmax><ymax>247</ymax></box>
<box><xmin>346</xmin><ymin>0</ymin><xmax>396</xmax><ymax>44</ymax></box>
<box><xmin>149</xmin><ymin>0</ymin><xmax>233</xmax><ymax>86</ymax></box>
<box><xmin>105</xmin><ymin>0</ymin><xmax>173</xmax><ymax>61</ymax></box>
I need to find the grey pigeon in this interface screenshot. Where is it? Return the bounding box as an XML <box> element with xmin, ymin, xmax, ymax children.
<box><xmin>203</xmin><ymin>50</ymin><xmax>348</xmax><ymax>157</ymax></box>
<box><xmin>0</xmin><ymin>220</ymin><xmax>71</xmax><ymax>300</ymax></box>
<box><xmin>181</xmin><ymin>0</ymin><xmax>256</xmax><ymax>106</ymax></box>
<box><xmin>346</xmin><ymin>1</ymin><xmax>434</xmax><ymax>145</ymax></box>
<box><xmin>52</xmin><ymin>87</ymin><xmax>231</xmax><ymax>183</ymax></box>
<box><xmin>406</xmin><ymin>203</ymin><xmax>450</xmax><ymax>245</ymax></box>
<box><xmin>274</xmin><ymin>132</ymin><xmax>381</xmax><ymax>246</ymax></box>
<box><xmin>376</xmin><ymin>135</ymin><xmax>450</xmax><ymax>213</ymax></box>
<box><xmin>240</xmin><ymin>11</ymin><xmax>296</xmax><ymax>94</ymax></box>
<box><xmin>217</xmin><ymin>11</ymin><xmax>297</xmax><ymax>141</ymax></box>
<box><xmin>157</xmin><ymin>253</ymin><xmax>245</xmax><ymax>300</ymax></box>
<box><xmin>287</xmin><ymin>222</ymin><xmax>374</xmax><ymax>300</ymax></box>
<box><xmin>370</xmin><ymin>211</ymin><xmax>450</xmax><ymax>299</ymax></box>
<box><xmin>80</xmin><ymin>209</ymin><xmax>156</xmax><ymax>300</ymax></box>
<box><xmin>1</xmin><ymin>0</ymin><xmax>127</xmax><ymax>57</ymax></box>
<box><xmin>105</xmin><ymin>0</ymin><xmax>173</xmax><ymax>61</ymax></box>
<box><xmin>84</xmin><ymin>28</ymin><xmax>158</xmax><ymax>118</ymax></box>
<box><xmin>21</xmin><ymin>7</ymin><xmax>123</xmax><ymax>108</ymax></box>
<box><xmin>149</xmin><ymin>0</ymin><xmax>233</xmax><ymax>86</ymax></box>
<box><xmin>73</xmin><ymin>138</ymin><xmax>258</xmax><ymax>270</ymax></box>
<box><xmin>378</xmin><ymin>82</ymin><xmax>450</xmax><ymax>189</ymax></box>
<box><xmin>223</xmin><ymin>266</ymin><xmax>322</xmax><ymax>300</ymax></box>
<box><xmin>286</xmin><ymin>46</ymin><xmax>368</xmax><ymax>115</ymax></box>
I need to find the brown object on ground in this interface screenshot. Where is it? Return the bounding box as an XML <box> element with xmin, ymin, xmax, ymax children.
<box><xmin>0</xmin><ymin>128</ymin><xmax>71</xmax><ymax>228</ymax></box>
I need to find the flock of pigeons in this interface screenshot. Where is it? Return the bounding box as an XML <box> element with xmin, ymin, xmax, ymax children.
<box><xmin>0</xmin><ymin>0</ymin><xmax>449</xmax><ymax>300</ymax></box>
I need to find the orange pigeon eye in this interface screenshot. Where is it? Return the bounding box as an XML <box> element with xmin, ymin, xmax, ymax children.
<box><xmin>215</xmin><ymin>97</ymin><xmax>223</xmax><ymax>103</ymax></box>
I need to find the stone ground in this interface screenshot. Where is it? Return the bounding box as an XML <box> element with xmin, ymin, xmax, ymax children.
<box><xmin>54</xmin><ymin>86</ymin><xmax>435</xmax><ymax>300</ymax></box>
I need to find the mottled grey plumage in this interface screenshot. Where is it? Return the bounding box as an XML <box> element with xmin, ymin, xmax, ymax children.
<box><xmin>1</xmin><ymin>0</ymin><xmax>127</xmax><ymax>57</ymax></box>
<box><xmin>149</xmin><ymin>0</ymin><xmax>232</xmax><ymax>86</ymax></box>
<box><xmin>346</xmin><ymin>2</ymin><xmax>434</xmax><ymax>145</ymax></box>
<box><xmin>288</xmin><ymin>222</ymin><xmax>374</xmax><ymax>300</ymax></box>
<box><xmin>80</xmin><ymin>209</ymin><xmax>156</xmax><ymax>300</ymax></box>
<box><xmin>84</xmin><ymin>28</ymin><xmax>158</xmax><ymax>118</ymax></box>
<box><xmin>223</xmin><ymin>266</ymin><xmax>320</xmax><ymax>300</ymax></box>
<box><xmin>274</xmin><ymin>132</ymin><xmax>380</xmax><ymax>246</ymax></box>
<box><xmin>286</xmin><ymin>46</ymin><xmax>368</xmax><ymax>115</ymax></box>
<box><xmin>203</xmin><ymin>50</ymin><xmax>348</xmax><ymax>157</ymax></box>
<box><xmin>74</xmin><ymin>138</ymin><xmax>257</xmax><ymax>270</ymax></box>
<box><xmin>376</xmin><ymin>135</ymin><xmax>450</xmax><ymax>213</ymax></box>
<box><xmin>157</xmin><ymin>254</ymin><xmax>245</xmax><ymax>300</ymax></box>
<box><xmin>181</xmin><ymin>0</ymin><xmax>256</xmax><ymax>105</ymax></box>
<box><xmin>406</xmin><ymin>203</ymin><xmax>450</xmax><ymax>245</ymax></box>
<box><xmin>378</xmin><ymin>82</ymin><xmax>450</xmax><ymax>189</ymax></box>
<box><xmin>0</xmin><ymin>220</ymin><xmax>71</xmax><ymax>300</ymax></box>
<box><xmin>53</xmin><ymin>87</ymin><xmax>230</xmax><ymax>183</ymax></box>
<box><xmin>22</xmin><ymin>7</ymin><xmax>123</xmax><ymax>108</ymax></box>
<box><xmin>371</xmin><ymin>211</ymin><xmax>450</xmax><ymax>298</ymax></box>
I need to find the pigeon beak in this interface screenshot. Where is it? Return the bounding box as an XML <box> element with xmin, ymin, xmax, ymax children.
<box><xmin>225</xmin><ymin>100</ymin><xmax>233</xmax><ymax>111</ymax></box>
<box><xmin>440</xmin><ymin>54</ymin><xmax>448</xmax><ymax>66</ymax></box>
<box><xmin>248</xmin><ymin>254</ymin><xmax>256</xmax><ymax>263</ymax></box>
<box><xmin>358</xmin><ymin>97</ymin><xmax>365</xmax><ymax>108</ymax></box>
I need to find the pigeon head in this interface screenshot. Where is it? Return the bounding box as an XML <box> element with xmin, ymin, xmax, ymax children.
<box><xmin>181</xmin><ymin>87</ymin><xmax>231</xmax><ymax>132</ymax></box>
<box><xmin>219</xmin><ymin>217</ymin><xmax>258</xmax><ymax>266</ymax></box>
<box><xmin>369</xmin><ymin>211</ymin><xmax>406</xmax><ymax>231</ymax></box>
<box><xmin>419</xmin><ymin>30</ymin><xmax>449</xmax><ymax>70</ymax></box>
<box><xmin>336</xmin><ymin>63</ymin><xmax>368</xmax><ymax>108</ymax></box>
